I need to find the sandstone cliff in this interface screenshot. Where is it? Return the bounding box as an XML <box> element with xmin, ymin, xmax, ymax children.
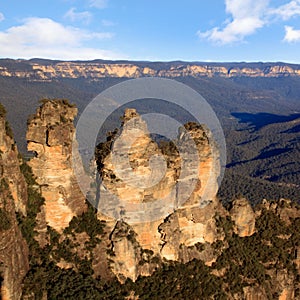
<box><xmin>230</xmin><ymin>198</ymin><xmax>256</xmax><ymax>237</ymax></box>
<box><xmin>26</xmin><ymin>99</ymin><xmax>86</xmax><ymax>233</ymax></box>
<box><xmin>0</xmin><ymin>106</ymin><xmax>29</xmax><ymax>300</ymax></box>
<box><xmin>96</xmin><ymin>108</ymin><xmax>226</xmax><ymax>281</ymax></box>
<box><xmin>1</xmin><ymin>60</ymin><xmax>300</xmax><ymax>81</ymax></box>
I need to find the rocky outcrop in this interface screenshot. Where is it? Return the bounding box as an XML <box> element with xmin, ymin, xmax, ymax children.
<box><xmin>0</xmin><ymin>112</ymin><xmax>27</xmax><ymax>216</ymax></box>
<box><xmin>0</xmin><ymin>107</ymin><xmax>29</xmax><ymax>300</ymax></box>
<box><xmin>96</xmin><ymin>109</ymin><xmax>300</xmax><ymax>299</ymax></box>
<box><xmin>257</xmin><ymin>198</ymin><xmax>300</xmax><ymax>224</ymax></box>
<box><xmin>157</xmin><ymin>121</ymin><xmax>224</xmax><ymax>264</ymax></box>
<box><xmin>1</xmin><ymin>60</ymin><xmax>300</xmax><ymax>81</ymax></box>
<box><xmin>109</xmin><ymin>221</ymin><xmax>141</xmax><ymax>282</ymax></box>
<box><xmin>26</xmin><ymin>99</ymin><xmax>86</xmax><ymax>233</ymax></box>
<box><xmin>242</xmin><ymin>286</ymin><xmax>268</xmax><ymax>300</ymax></box>
<box><xmin>97</xmin><ymin>108</ymin><xmax>225</xmax><ymax>280</ymax></box>
<box><xmin>230</xmin><ymin>198</ymin><xmax>256</xmax><ymax>237</ymax></box>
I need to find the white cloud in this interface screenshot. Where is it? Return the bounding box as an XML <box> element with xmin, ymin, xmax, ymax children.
<box><xmin>199</xmin><ymin>17</ymin><xmax>264</xmax><ymax>44</ymax></box>
<box><xmin>284</xmin><ymin>25</ymin><xmax>300</xmax><ymax>42</ymax></box>
<box><xmin>198</xmin><ymin>0</ymin><xmax>269</xmax><ymax>44</ymax></box>
<box><xmin>0</xmin><ymin>12</ymin><xmax>4</xmax><ymax>22</ymax></box>
<box><xmin>198</xmin><ymin>0</ymin><xmax>300</xmax><ymax>45</ymax></box>
<box><xmin>89</xmin><ymin>0</ymin><xmax>108</xmax><ymax>9</ymax></box>
<box><xmin>225</xmin><ymin>0</ymin><xmax>269</xmax><ymax>18</ymax></box>
<box><xmin>0</xmin><ymin>17</ymin><xmax>124</xmax><ymax>60</ymax></box>
<box><xmin>269</xmin><ymin>0</ymin><xmax>300</xmax><ymax>21</ymax></box>
<box><xmin>64</xmin><ymin>7</ymin><xmax>92</xmax><ymax>24</ymax></box>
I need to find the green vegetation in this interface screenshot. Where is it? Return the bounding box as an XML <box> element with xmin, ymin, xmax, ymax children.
<box><xmin>212</xmin><ymin>207</ymin><xmax>300</xmax><ymax>298</ymax></box>
<box><xmin>0</xmin><ymin>208</ymin><xmax>11</xmax><ymax>231</ymax></box>
<box><xmin>132</xmin><ymin>259</ymin><xmax>226</xmax><ymax>299</ymax></box>
<box><xmin>64</xmin><ymin>204</ymin><xmax>106</xmax><ymax>249</ymax></box>
<box><xmin>16</xmin><ymin>160</ymin><xmax>45</xmax><ymax>274</ymax></box>
<box><xmin>0</xmin><ymin>178</ymin><xmax>13</xmax><ymax>231</ymax></box>
<box><xmin>0</xmin><ymin>103</ymin><xmax>11</xmax><ymax>138</ymax></box>
<box><xmin>23</xmin><ymin>255</ymin><xmax>227</xmax><ymax>299</ymax></box>
<box><xmin>18</xmin><ymin>162</ymin><xmax>45</xmax><ymax>248</ymax></box>
<box><xmin>39</xmin><ymin>98</ymin><xmax>76</xmax><ymax>108</ymax></box>
<box><xmin>60</xmin><ymin>114</ymin><xmax>68</xmax><ymax>123</ymax></box>
<box><xmin>0</xmin><ymin>103</ymin><xmax>6</xmax><ymax>118</ymax></box>
<box><xmin>218</xmin><ymin>169</ymin><xmax>300</xmax><ymax>206</ymax></box>
<box><xmin>21</xmin><ymin>199</ymin><xmax>107</xmax><ymax>300</ymax></box>
<box><xmin>0</xmin><ymin>103</ymin><xmax>14</xmax><ymax>140</ymax></box>
<box><xmin>19</xmin><ymin>198</ymin><xmax>300</xmax><ymax>299</ymax></box>
<box><xmin>0</xmin><ymin>178</ymin><xmax>9</xmax><ymax>191</ymax></box>
<box><xmin>5</xmin><ymin>120</ymin><xmax>14</xmax><ymax>139</ymax></box>
<box><xmin>95</xmin><ymin>128</ymin><xmax>118</xmax><ymax>173</ymax></box>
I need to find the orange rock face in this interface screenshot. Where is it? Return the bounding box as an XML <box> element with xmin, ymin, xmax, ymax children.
<box><xmin>230</xmin><ymin>198</ymin><xmax>256</xmax><ymax>237</ymax></box>
<box><xmin>27</xmin><ymin>100</ymin><xmax>86</xmax><ymax>232</ymax></box>
<box><xmin>0</xmin><ymin>111</ymin><xmax>29</xmax><ymax>300</ymax></box>
<box><xmin>1</xmin><ymin>61</ymin><xmax>300</xmax><ymax>80</ymax></box>
<box><xmin>97</xmin><ymin>109</ymin><xmax>225</xmax><ymax>281</ymax></box>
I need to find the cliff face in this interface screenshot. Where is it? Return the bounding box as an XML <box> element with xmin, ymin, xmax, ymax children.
<box><xmin>26</xmin><ymin>100</ymin><xmax>86</xmax><ymax>233</ymax></box>
<box><xmin>0</xmin><ymin>108</ymin><xmax>29</xmax><ymax>300</ymax></box>
<box><xmin>0</xmin><ymin>116</ymin><xmax>27</xmax><ymax>217</ymax></box>
<box><xmin>0</xmin><ymin>99</ymin><xmax>299</xmax><ymax>299</ymax></box>
<box><xmin>1</xmin><ymin>60</ymin><xmax>300</xmax><ymax>81</ymax></box>
<box><xmin>97</xmin><ymin>109</ymin><xmax>226</xmax><ymax>281</ymax></box>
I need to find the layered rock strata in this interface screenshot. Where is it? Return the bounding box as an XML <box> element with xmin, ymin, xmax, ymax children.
<box><xmin>0</xmin><ymin>107</ymin><xmax>29</xmax><ymax>300</ymax></box>
<box><xmin>1</xmin><ymin>60</ymin><xmax>300</xmax><ymax>81</ymax></box>
<box><xmin>96</xmin><ymin>108</ymin><xmax>226</xmax><ymax>281</ymax></box>
<box><xmin>26</xmin><ymin>99</ymin><xmax>86</xmax><ymax>232</ymax></box>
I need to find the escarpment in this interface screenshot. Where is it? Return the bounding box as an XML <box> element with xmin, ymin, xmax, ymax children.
<box><xmin>1</xmin><ymin>60</ymin><xmax>300</xmax><ymax>80</ymax></box>
<box><xmin>26</xmin><ymin>99</ymin><xmax>87</xmax><ymax>233</ymax></box>
<box><xmin>0</xmin><ymin>105</ymin><xmax>29</xmax><ymax>300</ymax></box>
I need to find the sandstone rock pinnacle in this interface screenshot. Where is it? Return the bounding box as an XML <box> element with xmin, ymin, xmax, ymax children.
<box><xmin>26</xmin><ymin>99</ymin><xmax>87</xmax><ymax>232</ymax></box>
<box><xmin>96</xmin><ymin>108</ymin><xmax>226</xmax><ymax>281</ymax></box>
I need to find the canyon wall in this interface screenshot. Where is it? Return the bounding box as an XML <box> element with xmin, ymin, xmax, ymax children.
<box><xmin>0</xmin><ymin>107</ymin><xmax>29</xmax><ymax>300</ymax></box>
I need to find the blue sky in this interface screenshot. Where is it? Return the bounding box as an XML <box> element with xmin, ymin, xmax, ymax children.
<box><xmin>0</xmin><ymin>0</ymin><xmax>300</xmax><ymax>62</ymax></box>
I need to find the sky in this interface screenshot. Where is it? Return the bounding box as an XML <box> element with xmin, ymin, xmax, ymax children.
<box><xmin>0</xmin><ymin>0</ymin><xmax>300</xmax><ymax>62</ymax></box>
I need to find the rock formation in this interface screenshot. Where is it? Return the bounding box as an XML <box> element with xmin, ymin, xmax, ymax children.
<box><xmin>95</xmin><ymin>109</ymin><xmax>300</xmax><ymax>299</ymax></box>
<box><xmin>0</xmin><ymin>106</ymin><xmax>29</xmax><ymax>300</ymax></box>
<box><xmin>230</xmin><ymin>198</ymin><xmax>256</xmax><ymax>237</ymax></box>
<box><xmin>0</xmin><ymin>113</ymin><xmax>27</xmax><ymax>216</ymax></box>
<box><xmin>26</xmin><ymin>99</ymin><xmax>86</xmax><ymax>233</ymax></box>
<box><xmin>96</xmin><ymin>108</ymin><xmax>226</xmax><ymax>281</ymax></box>
<box><xmin>1</xmin><ymin>99</ymin><xmax>300</xmax><ymax>299</ymax></box>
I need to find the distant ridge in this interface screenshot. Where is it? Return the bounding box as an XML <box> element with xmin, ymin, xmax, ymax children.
<box><xmin>0</xmin><ymin>59</ymin><xmax>300</xmax><ymax>80</ymax></box>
